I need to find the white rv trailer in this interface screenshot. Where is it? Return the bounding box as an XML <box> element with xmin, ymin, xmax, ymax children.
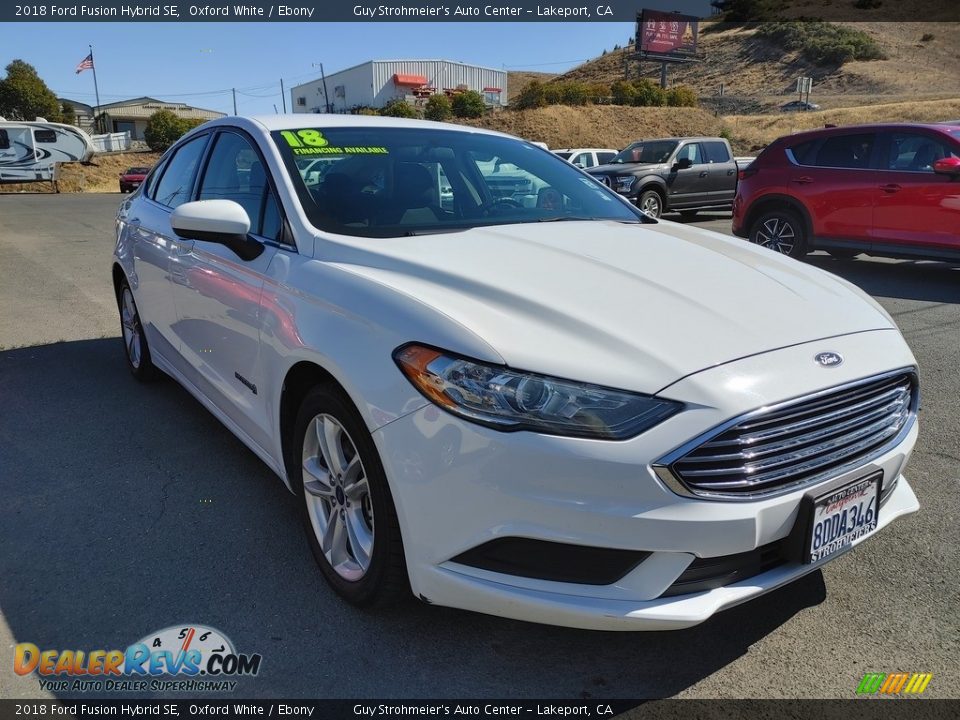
<box><xmin>0</xmin><ymin>119</ymin><xmax>95</xmax><ymax>184</ymax></box>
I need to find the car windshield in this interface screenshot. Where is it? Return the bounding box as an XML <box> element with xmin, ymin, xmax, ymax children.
<box><xmin>611</xmin><ymin>141</ymin><xmax>677</xmax><ymax>164</ymax></box>
<box><xmin>271</xmin><ymin>126</ymin><xmax>646</xmax><ymax>238</ymax></box>
<box><xmin>553</xmin><ymin>152</ymin><xmax>573</xmax><ymax>160</ymax></box>
<box><xmin>127</xmin><ymin>167</ymin><xmax>150</xmax><ymax>174</ymax></box>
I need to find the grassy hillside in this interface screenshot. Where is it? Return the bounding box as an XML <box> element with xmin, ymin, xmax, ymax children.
<box><xmin>556</xmin><ymin>22</ymin><xmax>960</xmax><ymax>104</ymax></box>
<box><xmin>506</xmin><ymin>71</ymin><xmax>558</xmax><ymax>102</ymax></box>
<box><xmin>0</xmin><ymin>151</ymin><xmax>160</xmax><ymax>194</ymax></box>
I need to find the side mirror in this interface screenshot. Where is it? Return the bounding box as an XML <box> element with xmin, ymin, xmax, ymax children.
<box><xmin>673</xmin><ymin>157</ymin><xmax>693</xmax><ymax>171</ymax></box>
<box><xmin>170</xmin><ymin>200</ymin><xmax>264</xmax><ymax>261</ymax></box>
<box><xmin>933</xmin><ymin>157</ymin><xmax>960</xmax><ymax>176</ymax></box>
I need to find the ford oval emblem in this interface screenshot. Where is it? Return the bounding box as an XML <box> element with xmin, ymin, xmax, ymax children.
<box><xmin>815</xmin><ymin>351</ymin><xmax>843</xmax><ymax>368</ymax></box>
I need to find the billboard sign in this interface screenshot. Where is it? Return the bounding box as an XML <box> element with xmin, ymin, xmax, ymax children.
<box><xmin>636</xmin><ymin>10</ymin><xmax>699</xmax><ymax>59</ymax></box>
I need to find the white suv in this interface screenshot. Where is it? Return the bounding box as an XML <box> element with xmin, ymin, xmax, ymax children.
<box><xmin>113</xmin><ymin>115</ymin><xmax>919</xmax><ymax>630</ymax></box>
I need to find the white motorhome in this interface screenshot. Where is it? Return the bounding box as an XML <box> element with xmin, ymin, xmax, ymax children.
<box><xmin>0</xmin><ymin>118</ymin><xmax>95</xmax><ymax>184</ymax></box>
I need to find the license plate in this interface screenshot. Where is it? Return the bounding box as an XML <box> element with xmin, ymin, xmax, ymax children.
<box><xmin>807</xmin><ymin>473</ymin><xmax>881</xmax><ymax>564</ymax></box>
<box><xmin>131</xmin><ymin>182</ymin><xmax>141</xmax><ymax>187</ymax></box>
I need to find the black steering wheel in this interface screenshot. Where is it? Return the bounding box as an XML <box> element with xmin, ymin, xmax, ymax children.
<box><xmin>481</xmin><ymin>197</ymin><xmax>523</xmax><ymax>216</ymax></box>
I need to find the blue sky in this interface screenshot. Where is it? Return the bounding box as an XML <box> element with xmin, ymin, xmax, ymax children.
<box><xmin>0</xmin><ymin>22</ymin><xmax>659</xmax><ymax>115</ymax></box>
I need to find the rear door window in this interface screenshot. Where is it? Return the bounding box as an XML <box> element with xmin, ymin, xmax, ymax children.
<box><xmin>152</xmin><ymin>134</ymin><xmax>209</xmax><ymax>209</ymax></box>
<box><xmin>813</xmin><ymin>133</ymin><xmax>875</xmax><ymax>169</ymax></box>
<box><xmin>597</xmin><ymin>151</ymin><xmax>616</xmax><ymax>164</ymax></box>
<box><xmin>702</xmin><ymin>141</ymin><xmax>731</xmax><ymax>163</ymax></box>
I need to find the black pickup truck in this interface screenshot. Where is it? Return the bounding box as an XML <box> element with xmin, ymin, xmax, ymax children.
<box><xmin>587</xmin><ymin>137</ymin><xmax>752</xmax><ymax>219</ymax></box>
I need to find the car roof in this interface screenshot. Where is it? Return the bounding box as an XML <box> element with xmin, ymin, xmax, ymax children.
<box><xmin>202</xmin><ymin>113</ymin><xmax>516</xmax><ymax>141</ymax></box>
<box><xmin>775</xmin><ymin>122</ymin><xmax>959</xmax><ymax>143</ymax></box>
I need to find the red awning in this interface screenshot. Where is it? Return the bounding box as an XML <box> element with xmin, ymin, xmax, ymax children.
<box><xmin>393</xmin><ymin>73</ymin><xmax>428</xmax><ymax>86</ymax></box>
<box><xmin>482</xmin><ymin>87</ymin><xmax>502</xmax><ymax>93</ymax></box>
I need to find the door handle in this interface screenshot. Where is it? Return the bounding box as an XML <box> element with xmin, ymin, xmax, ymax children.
<box><xmin>175</xmin><ymin>239</ymin><xmax>195</xmax><ymax>255</ymax></box>
<box><xmin>792</xmin><ymin>176</ymin><xmax>814</xmax><ymax>185</ymax></box>
<box><xmin>727</xmin><ymin>169</ymin><xmax>735</xmax><ymax>175</ymax></box>
<box><xmin>699</xmin><ymin>171</ymin><xmax>708</xmax><ymax>178</ymax></box>
<box><xmin>880</xmin><ymin>184</ymin><xmax>901</xmax><ymax>193</ymax></box>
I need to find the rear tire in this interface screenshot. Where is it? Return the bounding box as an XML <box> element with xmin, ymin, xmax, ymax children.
<box><xmin>293</xmin><ymin>384</ymin><xmax>409</xmax><ymax>607</ymax></box>
<box><xmin>117</xmin><ymin>278</ymin><xmax>160</xmax><ymax>382</ymax></box>
<box><xmin>748</xmin><ymin>208</ymin><xmax>807</xmax><ymax>258</ymax></box>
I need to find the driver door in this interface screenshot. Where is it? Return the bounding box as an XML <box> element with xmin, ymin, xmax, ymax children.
<box><xmin>667</xmin><ymin>142</ymin><xmax>710</xmax><ymax>207</ymax></box>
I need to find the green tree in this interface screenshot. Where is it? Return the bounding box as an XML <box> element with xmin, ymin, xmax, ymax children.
<box><xmin>514</xmin><ymin>80</ymin><xmax>546</xmax><ymax>110</ymax></box>
<box><xmin>0</xmin><ymin>59</ymin><xmax>61</xmax><ymax>121</ymax></box>
<box><xmin>144</xmin><ymin>110</ymin><xmax>189</xmax><ymax>151</ymax></box>
<box><xmin>451</xmin><ymin>90</ymin><xmax>486</xmax><ymax>119</ymax></box>
<box><xmin>59</xmin><ymin>102</ymin><xmax>76</xmax><ymax>126</ymax></box>
<box><xmin>633</xmin><ymin>79</ymin><xmax>666</xmax><ymax>107</ymax></box>
<box><xmin>380</xmin><ymin>98</ymin><xmax>418</xmax><ymax>118</ymax></box>
<box><xmin>424</xmin><ymin>94</ymin><xmax>453</xmax><ymax>122</ymax></box>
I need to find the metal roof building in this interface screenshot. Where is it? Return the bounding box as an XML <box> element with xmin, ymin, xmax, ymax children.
<box><xmin>290</xmin><ymin>60</ymin><xmax>508</xmax><ymax>114</ymax></box>
<box><xmin>96</xmin><ymin>97</ymin><xmax>225</xmax><ymax>140</ymax></box>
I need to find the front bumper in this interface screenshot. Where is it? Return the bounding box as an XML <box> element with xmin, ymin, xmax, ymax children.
<box><xmin>373</xmin><ymin>329</ymin><xmax>919</xmax><ymax>630</ymax></box>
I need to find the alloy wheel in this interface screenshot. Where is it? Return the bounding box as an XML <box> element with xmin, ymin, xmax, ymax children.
<box><xmin>120</xmin><ymin>287</ymin><xmax>142</xmax><ymax>369</ymax></box>
<box><xmin>753</xmin><ymin>216</ymin><xmax>796</xmax><ymax>255</ymax></box>
<box><xmin>640</xmin><ymin>194</ymin><xmax>661</xmax><ymax>217</ymax></box>
<box><xmin>301</xmin><ymin>413</ymin><xmax>375</xmax><ymax>581</ymax></box>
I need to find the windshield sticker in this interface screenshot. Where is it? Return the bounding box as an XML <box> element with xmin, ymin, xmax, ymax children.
<box><xmin>280</xmin><ymin>130</ymin><xmax>388</xmax><ymax>156</ymax></box>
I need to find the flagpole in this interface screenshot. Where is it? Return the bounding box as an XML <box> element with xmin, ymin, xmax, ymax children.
<box><xmin>89</xmin><ymin>44</ymin><xmax>102</xmax><ymax>134</ymax></box>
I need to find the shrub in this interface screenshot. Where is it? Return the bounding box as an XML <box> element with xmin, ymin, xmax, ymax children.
<box><xmin>380</xmin><ymin>99</ymin><xmax>418</xmax><ymax>118</ymax></box>
<box><xmin>633</xmin><ymin>79</ymin><xmax>667</xmax><ymax>107</ymax></box>
<box><xmin>610</xmin><ymin>80</ymin><xmax>638</xmax><ymax>105</ymax></box>
<box><xmin>144</xmin><ymin>110</ymin><xmax>193</xmax><ymax>151</ymax></box>
<box><xmin>756</xmin><ymin>21</ymin><xmax>886</xmax><ymax>65</ymax></box>
<box><xmin>424</xmin><ymin>94</ymin><xmax>453</xmax><ymax>121</ymax></box>
<box><xmin>451</xmin><ymin>90</ymin><xmax>486</xmax><ymax>118</ymax></box>
<box><xmin>353</xmin><ymin>106</ymin><xmax>380</xmax><ymax>116</ymax></box>
<box><xmin>587</xmin><ymin>82</ymin><xmax>612</xmax><ymax>104</ymax></box>
<box><xmin>666</xmin><ymin>85</ymin><xmax>698</xmax><ymax>107</ymax></box>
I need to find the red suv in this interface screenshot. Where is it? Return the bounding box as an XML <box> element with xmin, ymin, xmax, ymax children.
<box><xmin>733</xmin><ymin>123</ymin><xmax>960</xmax><ymax>260</ymax></box>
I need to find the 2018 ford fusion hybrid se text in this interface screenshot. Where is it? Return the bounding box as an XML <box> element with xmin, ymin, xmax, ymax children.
<box><xmin>112</xmin><ymin>116</ymin><xmax>919</xmax><ymax>630</ymax></box>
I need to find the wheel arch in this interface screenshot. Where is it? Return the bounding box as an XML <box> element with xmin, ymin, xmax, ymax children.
<box><xmin>111</xmin><ymin>263</ymin><xmax>127</xmax><ymax>304</ymax></box>
<box><xmin>635</xmin><ymin>180</ymin><xmax>667</xmax><ymax>211</ymax></box>
<box><xmin>743</xmin><ymin>194</ymin><xmax>815</xmax><ymax>245</ymax></box>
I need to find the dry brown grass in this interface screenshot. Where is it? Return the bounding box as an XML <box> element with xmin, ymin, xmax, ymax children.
<box><xmin>465</xmin><ymin>105</ymin><xmax>724</xmax><ymax>149</ymax></box>
<box><xmin>506</xmin><ymin>71</ymin><xmax>558</xmax><ymax>103</ymax></box>
<box><xmin>724</xmin><ymin>97</ymin><xmax>960</xmax><ymax>150</ymax></box>
<box><xmin>0</xmin><ymin>151</ymin><xmax>160</xmax><ymax>194</ymax></box>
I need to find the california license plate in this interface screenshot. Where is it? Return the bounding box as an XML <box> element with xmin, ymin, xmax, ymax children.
<box><xmin>807</xmin><ymin>473</ymin><xmax>881</xmax><ymax>564</ymax></box>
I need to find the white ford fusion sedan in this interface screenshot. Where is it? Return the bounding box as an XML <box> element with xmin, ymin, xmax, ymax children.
<box><xmin>113</xmin><ymin>115</ymin><xmax>920</xmax><ymax>630</ymax></box>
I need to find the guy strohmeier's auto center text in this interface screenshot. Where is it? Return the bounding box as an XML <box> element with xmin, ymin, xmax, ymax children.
<box><xmin>13</xmin><ymin>3</ymin><xmax>609</xmax><ymax>18</ymax></box>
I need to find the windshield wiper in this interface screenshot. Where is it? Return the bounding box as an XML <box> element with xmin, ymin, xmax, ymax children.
<box><xmin>536</xmin><ymin>216</ymin><xmax>599</xmax><ymax>223</ymax></box>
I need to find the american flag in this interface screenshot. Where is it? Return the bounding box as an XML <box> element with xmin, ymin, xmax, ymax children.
<box><xmin>75</xmin><ymin>53</ymin><xmax>94</xmax><ymax>74</ymax></box>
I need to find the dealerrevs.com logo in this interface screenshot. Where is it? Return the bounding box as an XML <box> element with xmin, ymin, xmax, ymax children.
<box><xmin>14</xmin><ymin>625</ymin><xmax>261</xmax><ymax>693</ymax></box>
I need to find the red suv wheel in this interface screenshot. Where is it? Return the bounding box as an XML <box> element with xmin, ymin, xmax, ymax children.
<box><xmin>748</xmin><ymin>208</ymin><xmax>807</xmax><ymax>258</ymax></box>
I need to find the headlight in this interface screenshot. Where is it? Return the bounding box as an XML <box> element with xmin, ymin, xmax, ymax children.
<box><xmin>394</xmin><ymin>344</ymin><xmax>682</xmax><ymax>440</ymax></box>
<box><xmin>616</xmin><ymin>176</ymin><xmax>635</xmax><ymax>192</ymax></box>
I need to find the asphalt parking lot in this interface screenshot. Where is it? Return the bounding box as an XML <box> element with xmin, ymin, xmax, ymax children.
<box><xmin>0</xmin><ymin>193</ymin><xmax>957</xmax><ymax>702</ymax></box>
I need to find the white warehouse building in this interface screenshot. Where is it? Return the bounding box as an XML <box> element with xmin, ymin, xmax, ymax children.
<box><xmin>290</xmin><ymin>59</ymin><xmax>508</xmax><ymax>114</ymax></box>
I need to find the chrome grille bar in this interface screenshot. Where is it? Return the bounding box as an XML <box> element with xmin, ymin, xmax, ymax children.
<box><xmin>656</xmin><ymin>370</ymin><xmax>917</xmax><ymax>499</ymax></box>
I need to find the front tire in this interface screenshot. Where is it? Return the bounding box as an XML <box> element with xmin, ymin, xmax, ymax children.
<box><xmin>637</xmin><ymin>189</ymin><xmax>663</xmax><ymax>219</ymax></box>
<box><xmin>748</xmin><ymin>208</ymin><xmax>807</xmax><ymax>258</ymax></box>
<box><xmin>118</xmin><ymin>278</ymin><xmax>160</xmax><ymax>381</ymax></box>
<box><xmin>293</xmin><ymin>384</ymin><xmax>409</xmax><ymax>607</ymax></box>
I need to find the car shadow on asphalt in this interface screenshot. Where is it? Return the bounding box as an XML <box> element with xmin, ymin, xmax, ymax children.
<box><xmin>0</xmin><ymin>338</ymin><xmax>826</xmax><ymax>700</ymax></box>
<box><xmin>806</xmin><ymin>255</ymin><xmax>960</xmax><ymax>305</ymax></box>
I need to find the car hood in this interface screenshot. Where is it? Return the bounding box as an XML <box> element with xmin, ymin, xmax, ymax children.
<box><xmin>327</xmin><ymin>220</ymin><xmax>894</xmax><ymax>394</ymax></box>
<box><xmin>588</xmin><ymin>162</ymin><xmax>662</xmax><ymax>176</ymax></box>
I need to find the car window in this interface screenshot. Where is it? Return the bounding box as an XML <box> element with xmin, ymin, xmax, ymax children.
<box><xmin>144</xmin><ymin>157</ymin><xmax>169</xmax><ymax>200</ymax></box>
<box><xmin>677</xmin><ymin>143</ymin><xmax>703</xmax><ymax>165</ymax></box>
<box><xmin>813</xmin><ymin>133</ymin><xmax>875</xmax><ymax>169</ymax></box>
<box><xmin>199</xmin><ymin>131</ymin><xmax>282</xmax><ymax>240</ymax></box>
<box><xmin>702</xmin><ymin>141</ymin><xmax>731</xmax><ymax>163</ymax></box>
<box><xmin>883</xmin><ymin>132</ymin><xmax>959</xmax><ymax>172</ymax></box>
<box><xmin>788</xmin><ymin>139</ymin><xmax>818</xmax><ymax>165</ymax></box>
<box><xmin>612</xmin><ymin>140</ymin><xmax>677</xmax><ymax>164</ymax></box>
<box><xmin>597</xmin><ymin>151</ymin><xmax>616</xmax><ymax>164</ymax></box>
<box><xmin>571</xmin><ymin>153</ymin><xmax>594</xmax><ymax>168</ymax></box>
<box><xmin>554</xmin><ymin>152</ymin><xmax>572</xmax><ymax>160</ymax></box>
<box><xmin>272</xmin><ymin>126</ymin><xmax>643</xmax><ymax>238</ymax></box>
<box><xmin>153</xmin><ymin>134</ymin><xmax>208</xmax><ymax>209</ymax></box>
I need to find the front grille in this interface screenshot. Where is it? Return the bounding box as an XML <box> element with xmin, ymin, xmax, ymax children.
<box><xmin>660</xmin><ymin>371</ymin><xmax>916</xmax><ymax>499</ymax></box>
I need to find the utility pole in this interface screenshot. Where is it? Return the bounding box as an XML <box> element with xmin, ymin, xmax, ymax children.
<box><xmin>280</xmin><ymin>78</ymin><xmax>286</xmax><ymax>113</ymax></box>
<box><xmin>312</xmin><ymin>63</ymin><xmax>332</xmax><ymax>113</ymax></box>
<box><xmin>232</xmin><ymin>88</ymin><xmax>237</xmax><ymax>115</ymax></box>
